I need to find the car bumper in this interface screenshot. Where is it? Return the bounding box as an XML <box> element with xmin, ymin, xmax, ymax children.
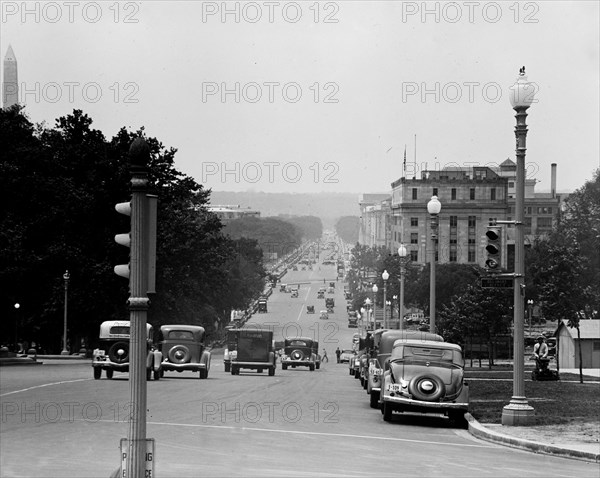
<box><xmin>92</xmin><ymin>360</ymin><xmax>129</xmax><ymax>371</ymax></box>
<box><xmin>282</xmin><ymin>360</ymin><xmax>314</xmax><ymax>367</ymax></box>
<box><xmin>382</xmin><ymin>393</ymin><xmax>468</xmax><ymax>410</ymax></box>
<box><xmin>232</xmin><ymin>361</ymin><xmax>273</xmax><ymax>369</ymax></box>
<box><xmin>161</xmin><ymin>362</ymin><xmax>207</xmax><ymax>372</ymax></box>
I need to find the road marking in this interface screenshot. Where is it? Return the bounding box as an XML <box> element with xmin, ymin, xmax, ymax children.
<box><xmin>138</xmin><ymin>420</ymin><xmax>494</xmax><ymax>448</ymax></box>
<box><xmin>0</xmin><ymin>378</ymin><xmax>92</xmax><ymax>397</ymax></box>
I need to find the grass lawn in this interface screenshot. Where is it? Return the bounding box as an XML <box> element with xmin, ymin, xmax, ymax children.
<box><xmin>465</xmin><ymin>366</ymin><xmax>600</xmax><ymax>425</ymax></box>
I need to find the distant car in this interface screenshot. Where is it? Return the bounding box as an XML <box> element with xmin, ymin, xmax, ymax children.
<box><xmin>92</xmin><ymin>321</ymin><xmax>162</xmax><ymax>381</ymax></box>
<box><xmin>258</xmin><ymin>299</ymin><xmax>268</xmax><ymax>313</ymax></box>
<box><xmin>281</xmin><ymin>337</ymin><xmax>320</xmax><ymax>371</ymax></box>
<box><xmin>158</xmin><ymin>325</ymin><xmax>211</xmax><ymax>379</ymax></box>
<box><xmin>229</xmin><ymin>328</ymin><xmax>276</xmax><ymax>376</ymax></box>
<box><xmin>291</xmin><ymin>290</ymin><xmax>299</xmax><ymax>298</ymax></box>
<box><xmin>339</xmin><ymin>349</ymin><xmax>354</xmax><ymax>364</ymax></box>
<box><xmin>380</xmin><ymin>339</ymin><xmax>469</xmax><ymax>424</ymax></box>
<box><xmin>307</xmin><ymin>305</ymin><xmax>315</xmax><ymax>314</ymax></box>
<box><xmin>320</xmin><ymin>310</ymin><xmax>329</xmax><ymax>320</ymax></box>
<box><xmin>317</xmin><ymin>291</ymin><xmax>325</xmax><ymax>299</ymax></box>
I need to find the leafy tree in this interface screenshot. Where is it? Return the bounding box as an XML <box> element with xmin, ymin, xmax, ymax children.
<box><xmin>224</xmin><ymin>216</ymin><xmax>302</xmax><ymax>258</ymax></box>
<box><xmin>278</xmin><ymin>215</ymin><xmax>323</xmax><ymax>241</ymax></box>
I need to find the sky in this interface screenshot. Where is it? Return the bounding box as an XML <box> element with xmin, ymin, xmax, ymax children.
<box><xmin>1</xmin><ymin>1</ymin><xmax>599</xmax><ymax>195</ymax></box>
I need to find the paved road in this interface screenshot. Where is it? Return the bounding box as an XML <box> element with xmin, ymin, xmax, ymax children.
<box><xmin>1</xmin><ymin>265</ymin><xmax>597</xmax><ymax>477</ymax></box>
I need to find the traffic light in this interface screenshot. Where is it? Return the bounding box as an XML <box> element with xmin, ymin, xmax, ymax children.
<box><xmin>114</xmin><ymin>195</ymin><xmax>157</xmax><ymax>293</ymax></box>
<box><xmin>485</xmin><ymin>226</ymin><xmax>502</xmax><ymax>271</ymax></box>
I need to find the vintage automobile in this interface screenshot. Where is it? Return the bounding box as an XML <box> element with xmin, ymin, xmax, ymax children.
<box><xmin>329</xmin><ymin>282</ymin><xmax>335</xmax><ymax>288</ymax></box>
<box><xmin>317</xmin><ymin>291</ymin><xmax>325</xmax><ymax>299</ymax></box>
<box><xmin>320</xmin><ymin>310</ymin><xmax>329</xmax><ymax>320</ymax></box>
<box><xmin>339</xmin><ymin>349</ymin><xmax>355</xmax><ymax>364</ymax></box>
<box><xmin>380</xmin><ymin>339</ymin><xmax>469</xmax><ymax>424</ymax></box>
<box><xmin>291</xmin><ymin>290</ymin><xmax>299</xmax><ymax>298</ymax></box>
<box><xmin>258</xmin><ymin>299</ymin><xmax>268</xmax><ymax>313</ymax></box>
<box><xmin>280</xmin><ymin>284</ymin><xmax>287</xmax><ymax>292</ymax></box>
<box><xmin>327</xmin><ymin>287</ymin><xmax>335</xmax><ymax>294</ymax></box>
<box><xmin>158</xmin><ymin>325</ymin><xmax>211</xmax><ymax>379</ymax></box>
<box><xmin>348</xmin><ymin>311</ymin><xmax>358</xmax><ymax>328</ymax></box>
<box><xmin>325</xmin><ymin>298</ymin><xmax>334</xmax><ymax>309</ymax></box>
<box><xmin>92</xmin><ymin>321</ymin><xmax>162</xmax><ymax>380</ymax></box>
<box><xmin>367</xmin><ymin>330</ymin><xmax>443</xmax><ymax>409</ymax></box>
<box><xmin>229</xmin><ymin>328</ymin><xmax>276</xmax><ymax>376</ymax></box>
<box><xmin>307</xmin><ymin>305</ymin><xmax>315</xmax><ymax>314</ymax></box>
<box><xmin>281</xmin><ymin>337</ymin><xmax>320</xmax><ymax>371</ymax></box>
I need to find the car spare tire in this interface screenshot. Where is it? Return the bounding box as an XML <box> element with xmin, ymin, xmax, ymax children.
<box><xmin>290</xmin><ymin>349</ymin><xmax>305</xmax><ymax>361</ymax></box>
<box><xmin>108</xmin><ymin>342</ymin><xmax>129</xmax><ymax>364</ymax></box>
<box><xmin>408</xmin><ymin>374</ymin><xmax>446</xmax><ymax>402</ymax></box>
<box><xmin>168</xmin><ymin>345</ymin><xmax>191</xmax><ymax>364</ymax></box>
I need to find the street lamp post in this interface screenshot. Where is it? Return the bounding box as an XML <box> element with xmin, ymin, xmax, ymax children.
<box><xmin>502</xmin><ymin>67</ymin><xmax>536</xmax><ymax>426</ymax></box>
<box><xmin>392</xmin><ymin>295</ymin><xmax>398</xmax><ymax>329</ymax></box>
<box><xmin>61</xmin><ymin>270</ymin><xmax>70</xmax><ymax>355</ymax></box>
<box><xmin>427</xmin><ymin>196</ymin><xmax>441</xmax><ymax>334</ymax></box>
<box><xmin>14</xmin><ymin>303</ymin><xmax>20</xmax><ymax>347</ymax></box>
<box><xmin>398</xmin><ymin>244</ymin><xmax>409</xmax><ymax>332</ymax></box>
<box><xmin>527</xmin><ymin>300</ymin><xmax>534</xmax><ymax>337</ymax></box>
<box><xmin>381</xmin><ymin>270</ymin><xmax>389</xmax><ymax>328</ymax></box>
<box><xmin>372</xmin><ymin>284</ymin><xmax>378</xmax><ymax>329</ymax></box>
<box><xmin>364</xmin><ymin>298</ymin><xmax>372</xmax><ymax>331</ymax></box>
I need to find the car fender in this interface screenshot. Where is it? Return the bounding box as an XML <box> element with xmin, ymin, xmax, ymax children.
<box><xmin>456</xmin><ymin>381</ymin><xmax>469</xmax><ymax>404</ymax></box>
<box><xmin>201</xmin><ymin>350</ymin><xmax>211</xmax><ymax>370</ymax></box>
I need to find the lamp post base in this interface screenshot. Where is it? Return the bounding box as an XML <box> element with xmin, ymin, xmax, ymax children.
<box><xmin>60</xmin><ymin>350</ymin><xmax>69</xmax><ymax>356</ymax></box>
<box><xmin>501</xmin><ymin>398</ymin><xmax>535</xmax><ymax>426</ymax></box>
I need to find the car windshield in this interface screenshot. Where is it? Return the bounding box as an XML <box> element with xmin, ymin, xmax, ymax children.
<box><xmin>109</xmin><ymin>326</ymin><xmax>130</xmax><ymax>335</ymax></box>
<box><xmin>288</xmin><ymin>340</ymin><xmax>309</xmax><ymax>347</ymax></box>
<box><xmin>168</xmin><ymin>330</ymin><xmax>194</xmax><ymax>340</ymax></box>
<box><xmin>391</xmin><ymin>344</ymin><xmax>464</xmax><ymax>366</ymax></box>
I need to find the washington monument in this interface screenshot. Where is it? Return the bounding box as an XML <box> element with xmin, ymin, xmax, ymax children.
<box><xmin>3</xmin><ymin>45</ymin><xmax>18</xmax><ymax>108</ymax></box>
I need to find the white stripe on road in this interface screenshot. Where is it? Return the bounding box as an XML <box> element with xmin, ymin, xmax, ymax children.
<box><xmin>135</xmin><ymin>420</ymin><xmax>493</xmax><ymax>448</ymax></box>
<box><xmin>0</xmin><ymin>378</ymin><xmax>92</xmax><ymax>397</ymax></box>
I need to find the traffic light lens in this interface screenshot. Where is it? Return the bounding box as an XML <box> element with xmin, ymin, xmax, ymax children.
<box><xmin>486</xmin><ymin>230</ymin><xmax>500</xmax><ymax>240</ymax></box>
<box><xmin>486</xmin><ymin>244</ymin><xmax>500</xmax><ymax>255</ymax></box>
<box><xmin>485</xmin><ymin>259</ymin><xmax>500</xmax><ymax>269</ymax></box>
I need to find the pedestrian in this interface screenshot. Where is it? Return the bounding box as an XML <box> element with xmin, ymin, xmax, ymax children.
<box><xmin>533</xmin><ymin>336</ymin><xmax>548</xmax><ymax>371</ymax></box>
<box><xmin>335</xmin><ymin>347</ymin><xmax>341</xmax><ymax>363</ymax></box>
<box><xmin>322</xmin><ymin>349</ymin><xmax>329</xmax><ymax>362</ymax></box>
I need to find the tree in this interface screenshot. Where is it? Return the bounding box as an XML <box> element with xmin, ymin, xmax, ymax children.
<box><xmin>335</xmin><ymin>216</ymin><xmax>359</xmax><ymax>244</ymax></box>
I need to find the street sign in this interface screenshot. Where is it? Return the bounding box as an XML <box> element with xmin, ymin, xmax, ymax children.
<box><xmin>120</xmin><ymin>438</ymin><xmax>154</xmax><ymax>477</ymax></box>
<box><xmin>481</xmin><ymin>277</ymin><xmax>513</xmax><ymax>289</ymax></box>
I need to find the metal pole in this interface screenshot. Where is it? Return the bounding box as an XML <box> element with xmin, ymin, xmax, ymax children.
<box><xmin>61</xmin><ymin>271</ymin><xmax>70</xmax><ymax>355</ymax></box>
<box><xmin>399</xmin><ymin>267</ymin><xmax>405</xmax><ymax>332</ymax></box>
<box><xmin>126</xmin><ymin>138</ymin><xmax>151</xmax><ymax>476</ymax></box>
<box><xmin>429</xmin><ymin>215</ymin><xmax>438</xmax><ymax>333</ymax></box>
<box><xmin>502</xmin><ymin>106</ymin><xmax>534</xmax><ymax>425</ymax></box>
<box><xmin>383</xmin><ymin>281</ymin><xmax>387</xmax><ymax>329</ymax></box>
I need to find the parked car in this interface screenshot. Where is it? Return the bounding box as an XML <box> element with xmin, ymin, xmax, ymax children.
<box><xmin>281</xmin><ymin>337</ymin><xmax>320</xmax><ymax>371</ymax></box>
<box><xmin>92</xmin><ymin>321</ymin><xmax>162</xmax><ymax>380</ymax></box>
<box><xmin>380</xmin><ymin>339</ymin><xmax>469</xmax><ymax>424</ymax></box>
<box><xmin>367</xmin><ymin>330</ymin><xmax>443</xmax><ymax>409</ymax></box>
<box><xmin>258</xmin><ymin>299</ymin><xmax>268</xmax><ymax>313</ymax></box>
<box><xmin>223</xmin><ymin>328</ymin><xmax>237</xmax><ymax>372</ymax></box>
<box><xmin>348</xmin><ymin>311</ymin><xmax>358</xmax><ymax>328</ymax></box>
<box><xmin>158</xmin><ymin>325</ymin><xmax>211</xmax><ymax>379</ymax></box>
<box><xmin>339</xmin><ymin>349</ymin><xmax>355</xmax><ymax>364</ymax></box>
<box><xmin>229</xmin><ymin>328</ymin><xmax>276</xmax><ymax>376</ymax></box>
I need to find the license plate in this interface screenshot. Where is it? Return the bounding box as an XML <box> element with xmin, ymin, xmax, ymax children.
<box><xmin>370</xmin><ymin>367</ymin><xmax>382</xmax><ymax>376</ymax></box>
<box><xmin>387</xmin><ymin>383</ymin><xmax>401</xmax><ymax>392</ymax></box>
<box><xmin>96</xmin><ymin>350</ymin><xmax>105</xmax><ymax>356</ymax></box>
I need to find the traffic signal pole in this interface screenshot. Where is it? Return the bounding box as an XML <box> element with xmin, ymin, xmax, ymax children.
<box><xmin>126</xmin><ymin>138</ymin><xmax>150</xmax><ymax>476</ymax></box>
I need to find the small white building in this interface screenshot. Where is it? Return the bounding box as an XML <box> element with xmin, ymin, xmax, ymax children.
<box><xmin>555</xmin><ymin>319</ymin><xmax>600</xmax><ymax>369</ymax></box>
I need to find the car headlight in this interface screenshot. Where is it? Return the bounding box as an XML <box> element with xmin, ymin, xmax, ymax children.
<box><xmin>400</xmin><ymin>379</ymin><xmax>409</xmax><ymax>389</ymax></box>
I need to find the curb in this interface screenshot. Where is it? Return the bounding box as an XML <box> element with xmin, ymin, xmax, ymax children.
<box><xmin>465</xmin><ymin>413</ymin><xmax>600</xmax><ymax>463</ymax></box>
<box><xmin>0</xmin><ymin>357</ymin><xmax>43</xmax><ymax>366</ymax></box>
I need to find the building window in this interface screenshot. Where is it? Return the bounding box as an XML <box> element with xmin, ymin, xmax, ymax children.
<box><xmin>468</xmin><ymin>238</ymin><xmax>476</xmax><ymax>244</ymax></box>
<box><xmin>527</xmin><ymin>206</ymin><xmax>532</xmax><ymax>214</ymax></box>
<box><xmin>470</xmin><ymin>188</ymin><xmax>475</xmax><ymax>200</ymax></box>
<box><xmin>451</xmin><ymin>188</ymin><xmax>457</xmax><ymax>200</ymax></box>
<box><xmin>509</xmin><ymin>181</ymin><xmax>514</xmax><ymax>188</ymax></box>
<box><xmin>411</xmin><ymin>217</ymin><xmax>418</xmax><ymax>227</ymax></box>
<box><xmin>468</xmin><ymin>249</ymin><xmax>476</xmax><ymax>262</ymax></box>
<box><xmin>450</xmin><ymin>238</ymin><xmax>457</xmax><ymax>244</ymax></box>
<box><xmin>410</xmin><ymin>250</ymin><xmax>418</xmax><ymax>262</ymax></box>
<box><xmin>412</xmin><ymin>188</ymin><xmax>417</xmax><ymax>200</ymax></box>
<box><xmin>449</xmin><ymin>250</ymin><xmax>457</xmax><ymax>262</ymax></box>
<box><xmin>491</xmin><ymin>188</ymin><xmax>496</xmax><ymax>200</ymax></box>
<box><xmin>410</xmin><ymin>233</ymin><xmax>418</xmax><ymax>244</ymax></box>
<box><xmin>537</xmin><ymin>217</ymin><xmax>553</xmax><ymax>231</ymax></box>
<box><xmin>450</xmin><ymin>215</ymin><xmax>458</xmax><ymax>227</ymax></box>
<box><xmin>468</xmin><ymin>215</ymin><xmax>476</xmax><ymax>227</ymax></box>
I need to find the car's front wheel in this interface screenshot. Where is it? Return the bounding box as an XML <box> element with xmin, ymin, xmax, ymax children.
<box><xmin>199</xmin><ymin>369</ymin><xmax>208</xmax><ymax>379</ymax></box>
<box><xmin>383</xmin><ymin>401</ymin><xmax>393</xmax><ymax>422</ymax></box>
<box><xmin>370</xmin><ymin>390</ymin><xmax>380</xmax><ymax>409</ymax></box>
<box><xmin>224</xmin><ymin>362</ymin><xmax>231</xmax><ymax>373</ymax></box>
<box><xmin>269</xmin><ymin>367</ymin><xmax>275</xmax><ymax>376</ymax></box>
<box><xmin>93</xmin><ymin>367</ymin><xmax>101</xmax><ymax>380</ymax></box>
<box><xmin>106</xmin><ymin>369</ymin><xmax>114</xmax><ymax>380</ymax></box>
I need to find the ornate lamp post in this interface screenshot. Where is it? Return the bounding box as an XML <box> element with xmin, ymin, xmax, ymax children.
<box><xmin>502</xmin><ymin>67</ymin><xmax>536</xmax><ymax>426</ymax></box>
<box><xmin>427</xmin><ymin>196</ymin><xmax>441</xmax><ymax>333</ymax></box>
<box><xmin>381</xmin><ymin>270</ymin><xmax>389</xmax><ymax>328</ymax></box>
<box><xmin>364</xmin><ymin>298</ymin><xmax>372</xmax><ymax>331</ymax></box>
<box><xmin>14</xmin><ymin>303</ymin><xmax>20</xmax><ymax>347</ymax></box>
<box><xmin>392</xmin><ymin>295</ymin><xmax>398</xmax><ymax>328</ymax></box>
<box><xmin>372</xmin><ymin>284</ymin><xmax>378</xmax><ymax>329</ymax></box>
<box><xmin>398</xmin><ymin>244</ymin><xmax>409</xmax><ymax>331</ymax></box>
<box><xmin>61</xmin><ymin>270</ymin><xmax>70</xmax><ymax>355</ymax></box>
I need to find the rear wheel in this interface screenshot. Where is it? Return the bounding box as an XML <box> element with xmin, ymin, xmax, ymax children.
<box><xmin>106</xmin><ymin>369</ymin><xmax>114</xmax><ymax>380</ymax></box>
<box><xmin>199</xmin><ymin>369</ymin><xmax>208</xmax><ymax>379</ymax></box>
<box><xmin>282</xmin><ymin>364</ymin><xmax>288</xmax><ymax>370</ymax></box>
<box><xmin>93</xmin><ymin>367</ymin><xmax>101</xmax><ymax>380</ymax></box>
<box><xmin>224</xmin><ymin>362</ymin><xmax>231</xmax><ymax>373</ymax></box>
<box><xmin>316</xmin><ymin>363</ymin><xmax>320</xmax><ymax>370</ymax></box>
<box><xmin>370</xmin><ymin>391</ymin><xmax>380</xmax><ymax>409</ymax></box>
<box><xmin>309</xmin><ymin>364</ymin><xmax>315</xmax><ymax>371</ymax></box>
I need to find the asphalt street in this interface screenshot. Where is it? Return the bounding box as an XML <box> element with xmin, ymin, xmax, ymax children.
<box><xmin>1</xmin><ymin>263</ymin><xmax>597</xmax><ymax>477</ymax></box>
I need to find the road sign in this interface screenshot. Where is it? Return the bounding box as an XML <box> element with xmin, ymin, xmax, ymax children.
<box><xmin>481</xmin><ymin>277</ymin><xmax>513</xmax><ymax>289</ymax></box>
<box><xmin>120</xmin><ymin>438</ymin><xmax>154</xmax><ymax>477</ymax></box>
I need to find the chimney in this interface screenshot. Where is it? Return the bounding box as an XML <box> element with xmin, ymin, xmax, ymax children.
<box><xmin>551</xmin><ymin>163</ymin><xmax>557</xmax><ymax>198</ymax></box>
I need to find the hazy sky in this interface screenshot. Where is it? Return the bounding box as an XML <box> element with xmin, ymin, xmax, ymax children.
<box><xmin>2</xmin><ymin>1</ymin><xmax>598</xmax><ymax>194</ymax></box>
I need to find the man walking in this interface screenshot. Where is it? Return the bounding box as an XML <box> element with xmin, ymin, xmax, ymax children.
<box><xmin>322</xmin><ymin>349</ymin><xmax>329</xmax><ymax>362</ymax></box>
<box><xmin>335</xmin><ymin>347</ymin><xmax>341</xmax><ymax>363</ymax></box>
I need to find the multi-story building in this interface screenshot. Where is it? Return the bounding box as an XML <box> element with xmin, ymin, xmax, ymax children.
<box><xmin>208</xmin><ymin>205</ymin><xmax>260</xmax><ymax>224</ymax></box>
<box><xmin>359</xmin><ymin>161</ymin><xmax>564</xmax><ymax>269</ymax></box>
